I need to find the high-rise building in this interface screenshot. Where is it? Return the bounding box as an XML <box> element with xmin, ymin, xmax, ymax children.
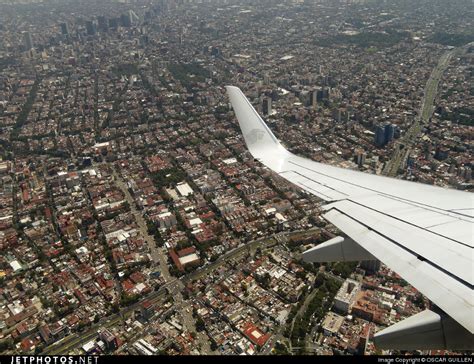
<box><xmin>394</xmin><ymin>126</ymin><xmax>401</xmax><ymax>139</ymax></box>
<box><xmin>99</xmin><ymin>329</ymin><xmax>118</xmax><ymax>351</ymax></box>
<box><xmin>140</xmin><ymin>300</ymin><xmax>155</xmax><ymax>321</ymax></box>
<box><xmin>374</xmin><ymin>125</ymin><xmax>386</xmax><ymax>147</ymax></box>
<box><xmin>316</xmin><ymin>87</ymin><xmax>330</xmax><ymax>102</ymax></box>
<box><xmin>121</xmin><ymin>13</ymin><xmax>132</xmax><ymax>27</ymax></box>
<box><xmin>262</xmin><ymin>97</ymin><xmax>272</xmax><ymax>116</ymax></box>
<box><xmin>98</xmin><ymin>16</ymin><xmax>109</xmax><ymax>32</ymax></box>
<box><xmin>354</xmin><ymin>149</ymin><xmax>366</xmax><ymax>168</ymax></box>
<box><xmin>60</xmin><ymin>22</ymin><xmax>69</xmax><ymax>36</ymax></box>
<box><xmin>109</xmin><ymin>18</ymin><xmax>119</xmax><ymax>30</ymax></box>
<box><xmin>23</xmin><ymin>31</ymin><xmax>33</xmax><ymax>50</ymax></box>
<box><xmin>360</xmin><ymin>260</ymin><xmax>381</xmax><ymax>273</ymax></box>
<box><xmin>334</xmin><ymin>278</ymin><xmax>361</xmax><ymax>314</ymax></box>
<box><xmin>308</xmin><ymin>89</ymin><xmax>317</xmax><ymax>107</ymax></box>
<box><xmin>86</xmin><ymin>20</ymin><xmax>96</xmax><ymax>36</ymax></box>
<box><xmin>384</xmin><ymin>123</ymin><xmax>395</xmax><ymax>144</ymax></box>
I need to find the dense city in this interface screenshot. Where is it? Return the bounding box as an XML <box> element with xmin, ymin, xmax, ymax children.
<box><xmin>0</xmin><ymin>0</ymin><xmax>472</xmax><ymax>357</ymax></box>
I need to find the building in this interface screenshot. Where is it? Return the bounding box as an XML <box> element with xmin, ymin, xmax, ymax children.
<box><xmin>434</xmin><ymin>146</ymin><xmax>449</xmax><ymax>161</ymax></box>
<box><xmin>109</xmin><ymin>18</ymin><xmax>119</xmax><ymax>29</ymax></box>
<box><xmin>60</xmin><ymin>23</ymin><xmax>69</xmax><ymax>36</ymax></box>
<box><xmin>140</xmin><ymin>300</ymin><xmax>155</xmax><ymax>321</ymax></box>
<box><xmin>354</xmin><ymin>149</ymin><xmax>366</xmax><ymax>167</ymax></box>
<box><xmin>334</xmin><ymin>278</ymin><xmax>361</xmax><ymax>314</ymax></box>
<box><xmin>99</xmin><ymin>329</ymin><xmax>118</xmax><ymax>351</ymax></box>
<box><xmin>384</xmin><ymin>124</ymin><xmax>395</xmax><ymax>144</ymax></box>
<box><xmin>86</xmin><ymin>21</ymin><xmax>96</xmax><ymax>36</ymax></box>
<box><xmin>374</xmin><ymin>126</ymin><xmax>385</xmax><ymax>147</ymax></box>
<box><xmin>170</xmin><ymin>247</ymin><xmax>200</xmax><ymax>272</ymax></box>
<box><xmin>317</xmin><ymin>87</ymin><xmax>330</xmax><ymax>101</ymax></box>
<box><xmin>262</xmin><ymin>97</ymin><xmax>272</xmax><ymax>116</ymax></box>
<box><xmin>177</xmin><ymin>247</ymin><xmax>200</xmax><ymax>267</ymax></box>
<box><xmin>321</xmin><ymin>312</ymin><xmax>344</xmax><ymax>336</ymax></box>
<box><xmin>120</xmin><ymin>13</ymin><xmax>132</xmax><ymax>27</ymax></box>
<box><xmin>308</xmin><ymin>89</ymin><xmax>318</xmax><ymax>107</ymax></box>
<box><xmin>98</xmin><ymin>16</ymin><xmax>109</xmax><ymax>32</ymax></box>
<box><xmin>176</xmin><ymin>182</ymin><xmax>193</xmax><ymax>197</ymax></box>
<box><xmin>156</xmin><ymin>211</ymin><xmax>177</xmax><ymax>229</ymax></box>
<box><xmin>23</xmin><ymin>31</ymin><xmax>33</xmax><ymax>50</ymax></box>
<box><xmin>360</xmin><ymin>260</ymin><xmax>381</xmax><ymax>273</ymax></box>
<box><xmin>241</xmin><ymin>322</ymin><xmax>271</xmax><ymax>348</ymax></box>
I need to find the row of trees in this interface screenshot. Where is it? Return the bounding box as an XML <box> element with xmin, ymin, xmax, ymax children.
<box><xmin>428</xmin><ymin>32</ymin><xmax>474</xmax><ymax>47</ymax></box>
<box><xmin>167</xmin><ymin>62</ymin><xmax>209</xmax><ymax>88</ymax></box>
<box><xmin>315</xmin><ymin>30</ymin><xmax>410</xmax><ymax>48</ymax></box>
<box><xmin>289</xmin><ymin>277</ymin><xmax>342</xmax><ymax>349</ymax></box>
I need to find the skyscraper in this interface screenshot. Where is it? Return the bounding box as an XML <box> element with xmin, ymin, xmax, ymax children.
<box><xmin>109</xmin><ymin>18</ymin><xmax>119</xmax><ymax>30</ymax></box>
<box><xmin>86</xmin><ymin>20</ymin><xmax>96</xmax><ymax>36</ymax></box>
<box><xmin>262</xmin><ymin>97</ymin><xmax>272</xmax><ymax>116</ymax></box>
<box><xmin>308</xmin><ymin>89</ymin><xmax>317</xmax><ymax>107</ymax></box>
<box><xmin>60</xmin><ymin>22</ymin><xmax>69</xmax><ymax>36</ymax></box>
<box><xmin>98</xmin><ymin>16</ymin><xmax>109</xmax><ymax>32</ymax></box>
<box><xmin>384</xmin><ymin>124</ymin><xmax>395</xmax><ymax>144</ymax></box>
<box><xmin>121</xmin><ymin>13</ymin><xmax>132</xmax><ymax>27</ymax></box>
<box><xmin>374</xmin><ymin>125</ymin><xmax>385</xmax><ymax>147</ymax></box>
<box><xmin>360</xmin><ymin>260</ymin><xmax>381</xmax><ymax>273</ymax></box>
<box><xmin>23</xmin><ymin>31</ymin><xmax>33</xmax><ymax>50</ymax></box>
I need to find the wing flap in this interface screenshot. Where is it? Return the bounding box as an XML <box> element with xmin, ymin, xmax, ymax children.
<box><xmin>324</xmin><ymin>198</ymin><xmax>473</xmax><ymax>285</ymax></box>
<box><xmin>323</xmin><ymin>208</ymin><xmax>474</xmax><ymax>334</ymax></box>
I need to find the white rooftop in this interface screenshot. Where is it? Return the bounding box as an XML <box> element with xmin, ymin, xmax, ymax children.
<box><xmin>176</xmin><ymin>182</ymin><xmax>193</xmax><ymax>197</ymax></box>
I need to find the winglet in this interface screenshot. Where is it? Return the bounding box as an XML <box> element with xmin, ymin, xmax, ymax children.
<box><xmin>226</xmin><ymin>86</ymin><xmax>288</xmax><ymax>160</ymax></box>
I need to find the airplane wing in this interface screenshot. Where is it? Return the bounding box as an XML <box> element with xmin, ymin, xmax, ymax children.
<box><xmin>226</xmin><ymin>86</ymin><xmax>474</xmax><ymax>350</ymax></box>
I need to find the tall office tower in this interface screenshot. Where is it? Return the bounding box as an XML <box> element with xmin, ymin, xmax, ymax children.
<box><xmin>317</xmin><ymin>87</ymin><xmax>330</xmax><ymax>102</ymax></box>
<box><xmin>316</xmin><ymin>89</ymin><xmax>324</xmax><ymax>102</ymax></box>
<box><xmin>99</xmin><ymin>329</ymin><xmax>118</xmax><ymax>351</ymax></box>
<box><xmin>60</xmin><ymin>22</ymin><xmax>69</xmax><ymax>36</ymax></box>
<box><xmin>374</xmin><ymin>125</ymin><xmax>386</xmax><ymax>147</ymax></box>
<box><xmin>262</xmin><ymin>97</ymin><xmax>272</xmax><ymax>116</ymax></box>
<box><xmin>86</xmin><ymin>20</ymin><xmax>96</xmax><ymax>36</ymax></box>
<box><xmin>121</xmin><ymin>13</ymin><xmax>132</xmax><ymax>27</ymax></box>
<box><xmin>23</xmin><ymin>31</ymin><xmax>33</xmax><ymax>50</ymax></box>
<box><xmin>354</xmin><ymin>149</ymin><xmax>366</xmax><ymax>167</ymax></box>
<box><xmin>360</xmin><ymin>259</ymin><xmax>381</xmax><ymax>273</ymax></box>
<box><xmin>98</xmin><ymin>16</ymin><xmax>109</xmax><ymax>32</ymax></box>
<box><xmin>308</xmin><ymin>89</ymin><xmax>317</xmax><ymax>107</ymax></box>
<box><xmin>109</xmin><ymin>18</ymin><xmax>119</xmax><ymax>30</ymax></box>
<box><xmin>384</xmin><ymin>123</ymin><xmax>395</xmax><ymax>144</ymax></box>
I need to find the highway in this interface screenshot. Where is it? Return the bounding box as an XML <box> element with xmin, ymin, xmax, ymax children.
<box><xmin>383</xmin><ymin>48</ymin><xmax>456</xmax><ymax>177</ymax></box>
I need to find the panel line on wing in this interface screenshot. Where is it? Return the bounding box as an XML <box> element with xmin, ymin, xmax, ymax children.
<box><xmin>288</xmin><ymin>159</ymin><xmax>473</xmax><ymax>221</ymax></box>
<box><xmin>325</xmin><ymin>206</ymin><xmax>474</xmax><ymax>290</ymax></box>
<box><xmin>280</xmin><ymin>170</ymin><xmax>349</xmax><ymax>195</ymax></box>
<box><xmin>342</xmin><ymin>199</ymin><xmax>473</xmax><ymax>249</ymax></box>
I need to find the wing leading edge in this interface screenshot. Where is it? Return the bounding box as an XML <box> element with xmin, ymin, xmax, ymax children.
<box><xmin>226</xmin><ymin>86</ymin><xmax>474</xmax><ymax>350</ymax></box>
